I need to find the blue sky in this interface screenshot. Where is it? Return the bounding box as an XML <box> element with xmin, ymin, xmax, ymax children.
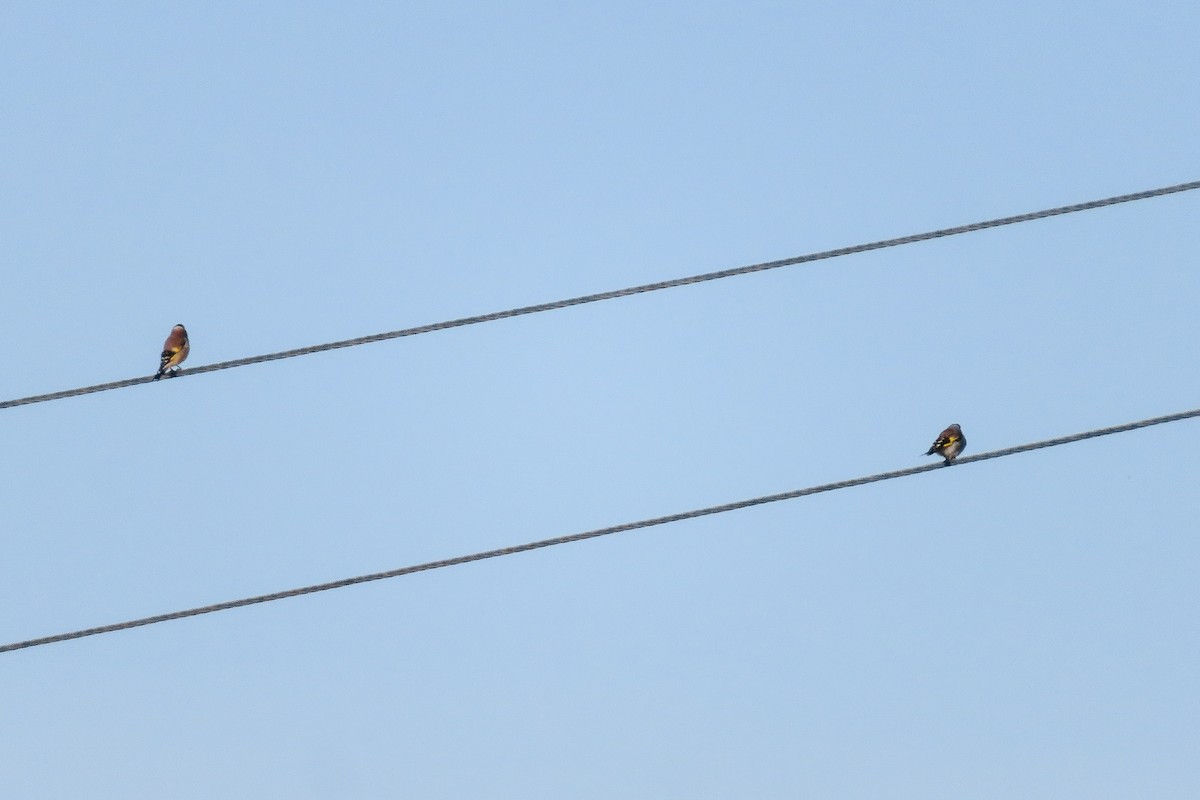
<box><xmin>2</xmin><ymin>2</ymin><xmax>1198</xmax><ymax>797</ymax></box>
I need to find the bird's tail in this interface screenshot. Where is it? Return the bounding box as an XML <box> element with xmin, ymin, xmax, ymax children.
<box><xmin>154</xmin><ymin>354</ymin><xmax>170</xmax><ymax>381</ymax></box>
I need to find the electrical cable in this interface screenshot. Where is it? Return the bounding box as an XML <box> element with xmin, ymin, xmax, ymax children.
<box><xmin>3</xmin><ymin>179</ymin><xmax>1197</xmax><ymax>412</ymax></box>
<box><xmin>3</xmin><ymin>404</ymin><xmax>1196</xmax><ymax>654</ymax></box>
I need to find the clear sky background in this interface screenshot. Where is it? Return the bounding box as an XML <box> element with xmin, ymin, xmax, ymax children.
<box><xmin>1</xmin><ymin>2</ymin><xmax>1198</xmax><ymax>797</ymax></box>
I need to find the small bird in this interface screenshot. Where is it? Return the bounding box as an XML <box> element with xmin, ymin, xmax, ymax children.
<box><xmin>154</xmin><ymin>324</ymin><xmax>190</xmax><ymax>380</ymax></box>
<box><xmin>925</xmin><ymin>423</ymin><xmax>966</xmax><ymax>465</ymax></box>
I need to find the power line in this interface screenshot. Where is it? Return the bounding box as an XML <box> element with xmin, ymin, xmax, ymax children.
<box><xmin>3</xmin><ymin>404</ymin><xmax>1197</xmax><ymax>655</ymax></box>
<box><xmin>4</xmin><ymin>179</ymin><xmax>1198</xmax><ymax>412</ymax></box>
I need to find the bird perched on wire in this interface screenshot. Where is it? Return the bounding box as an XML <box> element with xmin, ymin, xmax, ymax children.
<box><xmin>925</xmin><ymin>423</ymin><xmax>966</xmax><ymax>465</ymax></box>
<box><xmin>154</xmin><ymin>324</ymin><xmax>190</xmax><ymax>380</ymax></box>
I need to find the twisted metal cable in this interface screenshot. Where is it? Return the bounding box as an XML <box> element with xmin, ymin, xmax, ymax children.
<box><xmin>3</xmin><ymin>404</ymin><xmax>1197</xmax><ymax>655</ymax></box>
<box><xmin>3</xmin><ymin>179</ymin><xmax>1197</xmax><ymax>411</ymax></box>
